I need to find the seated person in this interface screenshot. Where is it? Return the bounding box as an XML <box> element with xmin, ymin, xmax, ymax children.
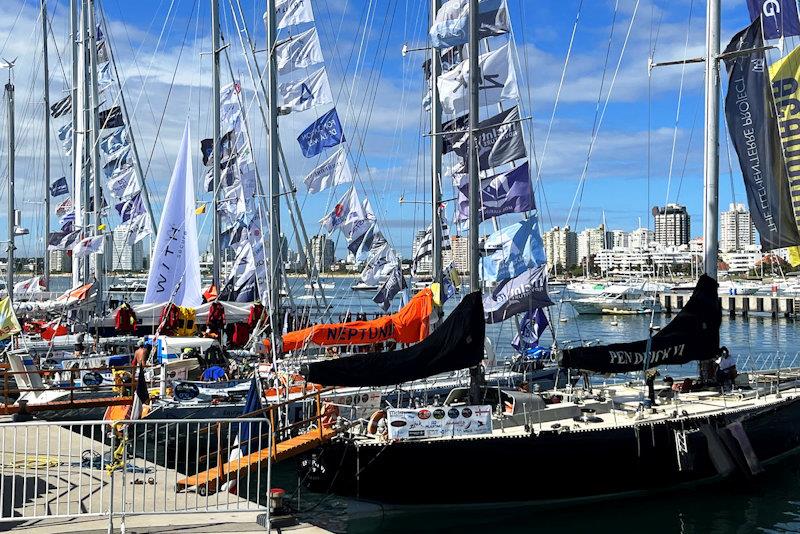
<box><xmin>715</xmin><ymin>347</ymin><xmax>737</xmax><ymax>393</ymax></box>
<box><xmin>658</xmin><ymin>376</ymin><xmax>675</xmax><ymax>400</ymax></box>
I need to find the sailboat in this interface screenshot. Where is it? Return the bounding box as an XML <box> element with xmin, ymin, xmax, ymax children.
<box><xmin>288</xmin><ymin>0</ymin><xmax>800</xmax><ymax>510</ymax></box>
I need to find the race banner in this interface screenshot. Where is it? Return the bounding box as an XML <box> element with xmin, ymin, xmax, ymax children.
<box><xmin>387</xmin><ymin>405</ymin><xmax>492</xmax><ymax>440</ymax></box>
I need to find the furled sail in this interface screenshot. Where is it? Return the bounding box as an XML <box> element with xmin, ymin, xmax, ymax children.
<box><xmin>303</xmin><ymin>291</ymin><xmax>485</xmax><ymax>387</ymax></box>
<box><xmin>559</xmin><ymin>275</ymin><xmax>721</xmax><ymax>373</ymax></box>
<box><xmin>266</xmin><ymin>289</ymin><xmax>433</xmax><ymax>353</ymax></box>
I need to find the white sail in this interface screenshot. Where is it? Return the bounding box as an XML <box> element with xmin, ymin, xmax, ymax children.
<box><xmin>143</xmin><ymin>122</ymin><xmax>202</xmax><ymax>307</ymax></box>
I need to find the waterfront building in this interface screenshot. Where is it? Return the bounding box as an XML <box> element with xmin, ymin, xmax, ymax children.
<box><xmin>654</xmin><ymin>204</ymin><xmax>690</xmax><ymax>246</ymax></box>
<box><xmin>543</xmin><ymin>226</ymin><xmax>577</xmax><ymax>272</ymax></box>
<box><xmin>720</xmin><ymin>203</ymin><xmax>756</xmax><ymax>252</ymax></box>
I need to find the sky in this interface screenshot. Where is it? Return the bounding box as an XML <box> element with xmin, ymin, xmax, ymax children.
<box><xmin>0</xmin><ymin>0</ymin><xmax>765</xmax><ymax>261</ymax></box>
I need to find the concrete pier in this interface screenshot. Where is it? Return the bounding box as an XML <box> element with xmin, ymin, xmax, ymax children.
<box><xmin>659</xmin><ymin>291</ymin><xmax>798</xmax><ymax>318</ymax></box>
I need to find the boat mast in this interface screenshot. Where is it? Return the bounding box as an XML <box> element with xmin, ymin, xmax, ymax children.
<box><xmin>431</xmin><ymin>0</ymin><xmax>443</xmax><ymax>293</ymax></box>
<box><xmin>210</xmin><ymin>0</ymin><xmax>222</xmax><ymax>290</ymax></box>
<box><xmin>702</xmin><ymin>0</ymin><xmax>720</xmax><ymax>279</ymax></box>
<box><xmin>80</xmin><ymin>3</ymin><xmax>91</xmax><ymax>287</ymax></box>
<box><xmin>266</xmin><ymin>0</ymin><xmax>283</xmax><ymax>350</ymax></box>
<box><xmin>87</xmin><ymin>0</ymin><xmax>104</xmax><ymax>315</ymax></box>
<box><xmin>70</xmin><ymin>0</ymin><xmax>80</xmax><ymax>286</ymax></box>
<box><xmin>5</xmin><ymin>68</ymin><xmax>14</xmax><ymax>302</ymax></box>
<box><xmin>468</xmin><ymin>0</ymin><xmax>480</xmax><ymax>292</ymax></box>
<box><xmin>41</xmin><ymin>0</ymin><xmax>51</xmax><ymax>290</ymax></box>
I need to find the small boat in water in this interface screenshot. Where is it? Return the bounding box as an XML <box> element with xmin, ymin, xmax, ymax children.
<box><xmin>570</xmin><ymin>285</ymin><xmax>662</xmax><ymax>315</ymax></box>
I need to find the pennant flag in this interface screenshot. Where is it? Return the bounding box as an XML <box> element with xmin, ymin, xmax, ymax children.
<box><xmin>413</xmin><ymin>220</ymin><xmax>452</xmax><ymax>272</ymax></box>
<box><xmin>0</xmin><ymin>297</ymin><xmax>21</xmax><ymax>339</ymax></box>
<box><xmin>303</xmin><ymin>146</ymin><xmax>353</xmax><ymax>193</ymax></box>
<box><xmin>724</xmin><ymin>19</ymin><xmax>800</xmax><ymax>250</ymax></box>
<box><xmin>297</xmin><ymin>107</ymin><xmax>345</xmax><ymax>158</ymax></box>
<box><xmin>50</xmin><ymin>94</ymin><xmax>71</xmax><ymax>118</ymax></box>
<box><xmin>50</xmin><ymin>176</ymin><xmax>69</xmax><ymax>197</ymax></box>
<box><xmin>48</xmin><ymin>230</ymin><xmax>80</xmax><ymax>250</ymax></box>
<box><xmin>115</xmin><ymin>192</ymin><xmax>145</xmax><ymax>222</ymax></box>
<box><xmin>279</xmin><ymin>67</ymin><xmax>333</xmax><ymax>113</ymax></box>
<box><xmin>450</xmin><ymin>106</ymin><xmax>526</xmax><ymax>169</ymax></box>
<box><xmin>55</xmin><ymin>197</ymin><xmax>73</xmax><ymax>217</ymax></box>
<box><xmin>361</xmin><ymin>242</ymin><xmax>399</xmax><ymax>286</ymax></box>
<box><xmin>437</xmin><ymin>42</ymin><xmax>518</xmax><ymax>115</ymax></box>
<box><xmin>481</xmin><ymin>216</ymin><xmax>547</xmax><ymax>283</ymax></box>
<box><xmin>455</xmin><ymin>162</ymin><xmax>533</xmax><ymax>221</ymax></box>
<box><xmin>275</xmin><ymin>0</ymin><xmax>315</xmax><ymax>29</ymax></box>
<box><xmin>129</xmin><ymin>365</ymin><xmax>151</xmax><ymax>421</ymax></box>
<box><xmin>73</xmin><ymin>234</ymin><xmax>106</xmax><ymax>258</ymax></box>
<box><xmin>373</xmin><ymin>267</ymin><xmax>407</xmax><ymax>311</ymax></box>
<box><xmin>430</xmin><ymin>0</ymin><xmax>510</xmax><ymax>48</ymax></box>
<box><xmin>747</xmin><ymin>1</ymin><xmax>800</xmax><ymax>40</ymax></box>
<box><xmin>275</xmin><ymin>27</ymin><xmax>324</xmax><ymax>75</ymax></box>
<box><xmin>511</xmin><ymin>308</ymin><xmax>549</xmax><ymax>354</ymax></box>
<box><xmin>144</xmin><ymin>122</ymin><xmax>202</xmax><ymax>307</ymax></box>
<box><xmin>99</xmin><ymin>106</ymin><xmax>124</xmax><ymax>129</ymax></box>
<box><xmin>483</xmin><ymin>265</ymin><xmax>553</xmax><ymax>323</ymax></box>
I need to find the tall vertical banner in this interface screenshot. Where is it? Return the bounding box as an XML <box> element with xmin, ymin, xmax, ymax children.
<box><xmin>723</xmin><ymin>19</ymin><xmax>800</xmax><ymax>250</ymax></box>
<box><xmin>747</xmin><ymin>0</ymin><xmax>800</xmax><ymax>40</ymax></box>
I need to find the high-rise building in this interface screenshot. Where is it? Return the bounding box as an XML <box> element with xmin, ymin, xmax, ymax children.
<box><xmin>411</xmin><ymin>230</ymin><xmax>432</xmax><ymax>274</ymax></box>
<box><xmin>543</xmin><ymin>226</ymin><xmax>577</xmax><ymax>272</ymax></box>
<box><xmin>577</xmin><ymin>224</ymin><xmax>608</xmax><ymax>263</ymax></box>
<box><xmin>654</xmin><ymin>204</ymin><xmax>690</xmax><ymax>246</ymax></box>
<box><xmin>446</xmin><ymin>235</ymin><xmax>470</xmax><ymax>274</ymax></box>
<box><xmin>308</xmin><ymin>235</ymin><xmax>335</xmax><ymax>273</ymax></box>
<box><xmin>109</xmin><ymin>228</ymin><xmax>144</xmax><ymax>271</ymax></box>
<box><xmin>720</xmin><ymin>203</ymin><xmax>756</xmax><ymax>252</ymax></box>
<box><xmin>628</xmin><ymin>227</ymin><xmax>653</xmax><ymax>249</ymax></box>
<box><xmin>609</xmin><ymin>230</ymin><xmax>628</xmax><ymax>249</ymax></box>
<box><xmin>49</xmin><ymin>249</ymin><xmax>72</xmax><ymax>273</ymax></box>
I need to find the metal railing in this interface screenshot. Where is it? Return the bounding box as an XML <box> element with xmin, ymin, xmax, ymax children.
<box><xmin>0</xmin><ymin>416</ymin><xmax>272</xmax><ymax>532</ymax></box>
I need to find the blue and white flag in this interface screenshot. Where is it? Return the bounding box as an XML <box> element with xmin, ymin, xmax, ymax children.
<box><xmin>348</xmin><ymin>223</ymin><xmax>384</xmax><ymax>262</ymax></box>
<box><xmin>483</xmin><ymin>265</ymin><xmax>553</xmax><ymax>323</ymax></box>
<box><xmin>511</xmin><ymin>308</ymin><xmax>549</xmax><ymax>354</ymax></box>
<box><xmin>144</xmin><ymin>122</ymin><xmax>202</xmax><ymax>307</ymax></box>
<box><xmin>73</xmin><ymin>234</ymin><xmax>105</xmax><ymax>258</ymax></box>
<box><xmin>361</xmin><ymin>242</ymin><xmax>398</xmax><ymax>286</ymax></box>
<box><xmin>456</xmin><ymin>162</ymin><xmax>533</xmax><ymax>221</ymax></box>
<box><xmin>481</xmin><ymin>216</ymin><xmax>547</xmax><ymax>283</ymax></box>
<box><xmin>103</xmin><ymin>150</ymin><xmax>133</xmax><ymax>179</ymax></box>
<box><xmin>430</xmin><ymin>0</ymin><xmax>509</xmax><ymax>48</ymax></box>
<box><xmin>58</xmin><ymin>123</ymin><xmax>73</xmax><ymax>155</ymax></box>
<box><xmin>98</xmin><ymin>61</ymin><xmax>114</xmax><ymax>92</ymax></box>
<box><xmin>48</xmin><ymin>230</ymin><xmax>80</xmax><ymax>250</ymax></box>
<box><xmin>303</xmin><ymin>146</ymin><xmax>353</xmax><ymax>193</ymax></box>
<box><xmin>99</xmin><ymin>127</ymin><xmax>129</xmax><ymax>160</ymax></box>
<box><xmin>747</xmin><ymin>0</ymin><xmax>800</xmax><ymax>40</ymax></box>
<box><xmin>275</xmin><ymin>27</ymin><xmax>324</xmax><ymax>75</ymax></box>
<box><xmin>59</xmin><ymin>211</ymin><xmax>75</xmax><ymax>232</ymax></box>
<box><xmin>373</xmin><ymin>266</ymin><xmax>407</xmax><ymax>311</ymax></box>
<box><xmin>108</xmin><ymin>166</ymin><xmax>139</xmax><ymax>200</ymax></box>
<box><xmin>297</xmin><ymin>107</ymin><xmax>345</xmax><ymax>158</ymax></box>
<box><xmin>279</xmin><ymin>66</ymin><xmax>332</xmax><ymax>114</ymax></box>
<box><xmin>50</xmin><ymin>176</ymin><xmax>69</xmax><ymax>197</ymax></box>
<box><xmin>114</xmin><ymin>192</ymin><xmax>144</xmax><ymax>222</ymax></box>
<box><xmin>437</xmin><ymin>43</ymin><xmax>518</xmax><ymax>115</ymax></box>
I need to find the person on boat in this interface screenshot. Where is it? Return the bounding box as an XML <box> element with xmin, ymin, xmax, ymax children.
<box><xmin>715</xmin><ymin>347</ymin><xmax>736</xmax><ymax>393</ymax></box>
<box><xmin>202</xmin><ymin>364</ymin><xmax>227</xmax><ymax>382</ymax></box>
<box><xmin>645</xmin><ymin>368</ymin><xmax>659</xmax><ymax>405</ymax></box>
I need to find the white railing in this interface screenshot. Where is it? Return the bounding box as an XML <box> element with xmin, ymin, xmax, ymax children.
<box><xmin>0</xmin><ymin>417</ymin><xmax>272</xmax><ymax>532</ymax></box>
<box><xmin>736</xmin><ymin>352</ymin><xmax>800</xmax><ymax>373</ymax></box>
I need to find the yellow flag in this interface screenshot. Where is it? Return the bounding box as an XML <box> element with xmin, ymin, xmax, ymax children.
<box><xmin>0</xmin><ymin>297</ymin><xmax>21</xmax><ymax>339</ymax></box>
<box><xmin>97</xmin><ymin>224</ymin><xmax>107</xmax><ymax>231</ymax></box>
<box><xmin>770</xmin><ymin>47</ymin><xmax>800</xmax><ymax>236</ymax></box>
<box><xmin>431</xmin><ymin>282</ymin><xmax>443</xmax><ymax>307</ymax></box>
<box><xmin>789</xmin><ymin>246</ymin><xmax>800</xmax><ymax>267</ymax></box>
<box><xmin>449</xmin><ymin>266</ymin><xmax>461</xmax><ymax>287</ymax></box>
<box><xmin>195</xmin><ymin>203</ymin><xmax>207</xmax><ymax>215</ymax></box>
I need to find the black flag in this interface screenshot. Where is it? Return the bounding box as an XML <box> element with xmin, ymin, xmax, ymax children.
<box><xmin>50</xmin><ymin>94</ymin><xmax>72</xmax><ymax>118</ymax></box>
<box><xmin>99</xmin><ymin>106</ymin><xmax>124</xmax><ymax>129</ymax></box>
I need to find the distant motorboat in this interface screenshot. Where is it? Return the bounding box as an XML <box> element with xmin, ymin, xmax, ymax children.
<box><xmin>351</xmin><ymin>281</ymin><xmax>379</xmax><ymax>291</ymax></box>
<box><xmin>570</xmin><ymin>285</ymin><xmax>662</xmax><ymax>315</ymax></box>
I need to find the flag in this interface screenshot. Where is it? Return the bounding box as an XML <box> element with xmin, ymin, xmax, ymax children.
<box><xmin>724</xmin><ymin>19</ymin><xmax>800</xmax><ymax>250</ymax></box>
<box><xmin>511</xmin><ymin>308</ymin><xmax>549</xmax><ymax>354</ymax></box>
<box><xmin>108</xmin><ymin>166</ymin><xmax>140</xmax><ymax>200</ymax></box>
<box><xmin>481</xmin><ymin>216</ymin><xmax>547</xmax><ymax>283</ymax></box>
<box><xmin>450</xmin><ymin>106</ymin><xmax>526</xmax><ymax>169</ymax></box>
<box><xmin>59</xmin><ymin>211</ymin><xmax>75</xmax><ymax>232</ymax></box>
<box><xmin>320</xmin><ymin>187</ymin><xmax>374</xmax><ymax>237</ymax></box>
<box><xmin>348</xmin><ymin>223</ymin><xmax>384</xmax><ymax>262</ymax></box>
<box><xmin>96</xmin><ymin>40</ymin><xmax>109</xmax><ymax>63</ymax></box>
<box><xmin>373</xmin><ymin>267</ymin><xmax>407</xmax><ymax>311</ymax></box>
<box><xmin>58</xmin><ymin>123</ymin><xmax>73</xmax><ymax>155</ymax></box>
<box><xmin>55</xmin><ymin>197</ymin><xmax>73</xmax><ymax>217</ymax></box>
<box><xmin>195</xmin><ymin>203</ymin><xmax>206</xmax><ymax>215</ymax></box>
<box><xmin>455</xmin><ymin>162</ymin><xmax>533</xmax><ymax>221</ymax></box>
<box><xmin>275</xmin><ymin>27</ymin><xmax>324</xmax><ymax>75</ymax></box>
<box><xmin>430</xmin><ymin>0</ymin><xmax>509</xmax><ymax>48</ymax></box>
<box><xmin>361</xmin><ymin>242</ymin><xmax>398</xmax><ymax>285</ymax></box>
<box><xmin>144</xmin><ymin>122</ymin><xmax>202</xmax><ymax>307</ymax></box>
<box><xmin>297</xmin><ymin>107</ymin><xmax>345</xmax><ymax>158</ymax></box>
<box><xmin>13</xmin><ymin>276</ymin><xmax>44</xmax><ymax>295</ymax></box>
<box><xmin>275</xmin><ymin>0</ymin><xmax>315</xmax><ymax>29</ymax></box>
<box><xmin>50</xmin><ymin>94</ymin><xmax>71</xmax><ymax>118</ymax></box>
<box><xmin>48</xmin><ymin>230</ymin><xmax>80</xmax><ymax>250</ymax></box>
<box><xmin>103</xmin><ymin>150</ymin><xmax>133</xmax><ymax>179</ymax></box>
<box><xmin>99</xmin><ymin>106</ymin><xmax>124</xmax><ymax>129</ymax></box>
<box><xmin>98</xmin><ymin>61</ymin><xmax>113</xmax><ymax>92</ymax></box>
<box><xmin>303</xmin><ymin>146</ymin><xmax>353</xmax><ymax>193</ymax></box>
<box><xmin>50</xmin><ymin>176</ymin><xmax>69</xmax><ymax>197</ymax></box>
<box><xmin>483</xmin><ymin>265</ymin><xmax>553</xmax><ymax>323</ymax></box>
<box><xmin>115</xmin><ymin>192</ymin><xmax>145</xmax><ymax>222</ymax></box>
<box><xmin>437</xmin><ymin>42</ymin><xmax>518</xmax><ymax>115</ymax></box>
<box><xmin>200</xmin><ymin>130</ymin><xmax>235</xmax><ymax>167</ymax></box>
<box><xmin>747</xmin><ymin>1</ymin><xmax>800</xmax><ymax>40</ymax></box>
<box><xmin>73</xmin><ymin>235</ymin><xmax>106</xmax><ymax>258</ymax></box>
<box><xmin>789</xmin><ymin>246</ymin><xmax>800</xmax><ymax>267</ymax></box>
<box><xmin>279</xmin><ymin>67</ymin><xmax>333</xmax><ymax>113</ymax></box>
<box><xmin>129</xmin><ymin>365</ymin><xmax>151</xmax><ymax>421</ymax></box>
<box><xmin>99</xmin><ymin>127</ymin><xmax>128</xmax><ymax>160</ymax></box>
<box><xmin>0</xmin><ymin>297</ymin><xmax>20</xmax><ymax>339</ymax></box>
<box><xmin>117</xmin><ymin>212</ymin><xmax>151</xmax><ymax>245</ymax></box>
<box><xmin>423</xmin><ymin>45</ymin><xmax>465</xmax><ymax>81</ymax></box>
<box><xmin>413</xmin><ymin>221</ymin><xmax>451</xmax><ymax>272</ymax></box>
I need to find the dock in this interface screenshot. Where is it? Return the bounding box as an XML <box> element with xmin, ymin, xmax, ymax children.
<box><xmin>658</xmin><ymin>291</ymin><xmax>799</xmax><ymax>318</ymax></box>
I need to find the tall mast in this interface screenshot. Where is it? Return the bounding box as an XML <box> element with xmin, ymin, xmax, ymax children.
<box><xmin>431</xmin><ymin>0</ymin><xmax>443</xmax><ymax>292</ymax></box>
<box><xmin>41</xmin><ymin>0</ymin><xmax>51</xmax><ymax>290</ymax></box>
<box><xmin>80</xmin><ymin>2</ymin><xmax>90</xmax><ymax>286</ymax></box>
<box><xmin>702</xmin><ymin>0</ymin><xmax>720</xmax><ymax>279</ymax></box>
<box><xmin>87</xmin><ymin>0</ymin><xmax>103</xmax><ymax>315</ymax></box>
<box><xmin>5</xmin><ymin>70</ymin><xmax>14</xmax><ymax>302</ymax></box>
<box><xmin>210</xmin><ymin>0</ymin><xmax>222</xmax><ymax>289</ymax></box>
<box><xmin>70</xmin><ymin>0</ymin><xmax>80</xmax><ymax>286</ymax></box>
<box><xmin>467</xmin><ymin>0</ymin><xmax>480</xmax><ymax>292</ymax></box>
<box><xmin>266</xmin><ymin>0</ymin><xmax>282</xmax><ymax>347</ymax></box>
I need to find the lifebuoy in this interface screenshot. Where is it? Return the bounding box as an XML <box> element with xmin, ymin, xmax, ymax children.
<box><xmin>366</xmin><ymin>410</ymin><xmax>386</xmax><ymax>435</ymax></box>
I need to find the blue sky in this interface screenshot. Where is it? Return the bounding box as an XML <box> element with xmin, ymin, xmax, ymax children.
<box><xmin>0</xmin><ymin>0</ymin><xmax>766</xmax><ymax>260</ymax></box>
